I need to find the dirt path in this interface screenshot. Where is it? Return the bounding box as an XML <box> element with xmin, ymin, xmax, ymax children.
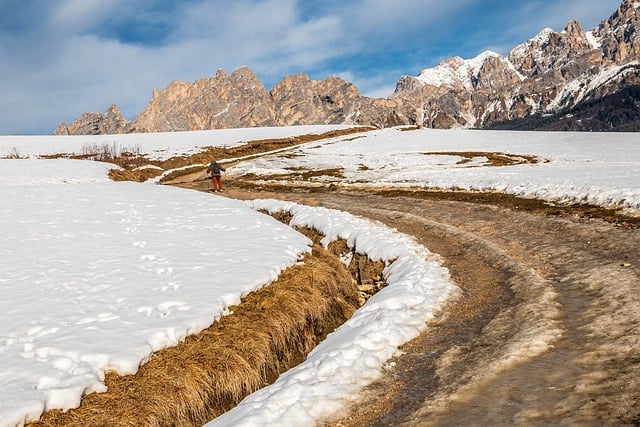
<box><xmin>175</xmin><ymin>179</ymin><xmax>640</xmax><ymax>426</ymax></box>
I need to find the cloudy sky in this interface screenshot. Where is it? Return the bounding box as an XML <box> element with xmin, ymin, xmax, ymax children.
<box><xmin>0</xmin><ymin>0</ymin><xmax>622</xmax><ymax>135</ymax></box>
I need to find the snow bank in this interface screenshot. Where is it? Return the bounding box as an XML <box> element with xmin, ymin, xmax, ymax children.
<box><xmin>207</xmin><ymin>200</ymin><xmax>458</xmax><ymax>426</ymax></box>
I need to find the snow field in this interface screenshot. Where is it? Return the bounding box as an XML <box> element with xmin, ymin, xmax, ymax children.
<box><xmin>0</xmin><ymin>155</ymin><xmax>459</xmax><ymax>427</ymax></box>
<box><xmin>2</xmin><ymin>125</ymin><xmax>639</xmax><ymax>426</ymax></box>
<box><xmin>0</xmin><ymin>160</ymin><xmax>312</xmax><ymax>426</ymax></box>
<box><xmin>229</xmin><ymin>128</ymin><xmax>640</xmax><ymax>216</ymax></box>
<box><xmin>0</xmin><ymin>125</ymin><xmax>356</xmax><ymax>161</ymax></box>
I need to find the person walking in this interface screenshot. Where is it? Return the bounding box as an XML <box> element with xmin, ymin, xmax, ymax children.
<box><xmin>206</xmin><ymin>160</ymin><xmax>226</xmax><ymax>192</ymax></box>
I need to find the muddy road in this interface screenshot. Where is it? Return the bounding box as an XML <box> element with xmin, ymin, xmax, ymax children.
<box><xmin>176</xmin><ymin>178</ymin><xmax>640</xmax><ymax>426</ymax></box>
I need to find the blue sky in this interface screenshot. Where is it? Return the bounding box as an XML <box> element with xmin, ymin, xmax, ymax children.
<box><xmin>0</xmin><ymin>0</ymin><xmax>622</xmax><ymax>135</ymax></box>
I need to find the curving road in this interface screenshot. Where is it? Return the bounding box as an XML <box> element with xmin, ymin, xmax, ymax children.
<box><xmin>177</xmin><ymin>177</ymin><xmax>640</xmax><ymax>426</ymax></box>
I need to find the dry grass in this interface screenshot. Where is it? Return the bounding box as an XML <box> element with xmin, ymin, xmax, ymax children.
<box><xmin>29</xmin><ymin>244</ymin><xmax>362</xmax><ymax>427</ymax></box>
<box><xmin>271</xmin><ymin>219</ymin><xmax>388</xmax><ymax>305</ymax></box>
<box><xmin>420</xmin><ymin>151</ymin><xmax>543</xmax><ymax>167</ymax></box>
<box><xmin>108</xmin><ymin>168</ymin><xmax>164</xmax><ymax>182</ymax></box>
<box><xmin>242</xmin><ymin>167</ymin><xmax>345</xmax><ymax>183</ymax></box>
<box><xmin>107</xmin><ymin>127</ymin><xmax>373</xmax><ymax>183</ymax></box>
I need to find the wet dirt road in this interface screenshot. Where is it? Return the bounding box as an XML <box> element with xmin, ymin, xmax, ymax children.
<box><xmin>177</xmin><ymin>180</ymin><xmax>640</xmax><ymax>426</ymax></box>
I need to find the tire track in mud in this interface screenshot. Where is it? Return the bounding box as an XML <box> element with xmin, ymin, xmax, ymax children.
<box><xmin>176</xmin><ymin>179</ymin><xmax>640</xmax><ymax>425</ymax></box>
<box><xmin>226</xmin><ymin>190</ymin><xmax>639</xmax><ymax>426</ymax></box>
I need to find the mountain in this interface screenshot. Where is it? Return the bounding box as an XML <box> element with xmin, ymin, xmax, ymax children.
<box><xmin>392</xmin><ymin>0</ymin><xmax>640</xmax><ymax>131</ymax></box>
<box><xmin>54</xmin><ymin>68</ymin><xmax>408</xmax><ymax>135</ymax></box>
<box><xmin>54</xmin><ymin>0</ymin><xmax>640</xmax><ymax>135</ymax></box>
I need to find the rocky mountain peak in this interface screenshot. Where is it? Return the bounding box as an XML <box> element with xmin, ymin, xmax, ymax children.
<box><xmin>508</xmin><ymin>21</ymin><xmax>595</xmax><ymax>78</ymax></box>
<box><xmin>406</xmin><ymin>51</ymin><xmax>521</xmax><ymax>93</ymax></box>
<box><xmin>53</xmin><ymin>104</ymin><xmax>127</xmax><ymax>136</ymax></box>
<box><xmin>270</xmin><ymin>73</ymin><xmax>364</xmax><ymax>125</ymax></box>
<box><xmin>595</xmin><ymin>0</ymin><xmax>640</xmax><ymax>63</ymax></box>
<box><xmin>125</xmin><ymin>66</ymin><xmax>276</xmax><ymax>133</ymax></box>
<box><xmin>472</xmin><ymin>52</ymin><xmax>524</xmax><ymax>90</ymax></box>
<box><xmin>215</xmin><ymin>68</ymin><xmax>228</xmax><ymax>79</ymax></box>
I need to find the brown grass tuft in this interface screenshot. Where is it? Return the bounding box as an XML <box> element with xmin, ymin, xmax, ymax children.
<box><xmin>420</xmin><ymin>151</ymin><xmax>543</xmax><ymax>167</ymax></box>
<box><xmin>108</xmin><ymin>168</ymin><xmax>163</xmax><ymax>182</ymax></box>
<box><xmin>29</xmin><ymin>244</ymin><xmax>361</xmax><ymax>427</ymax></box>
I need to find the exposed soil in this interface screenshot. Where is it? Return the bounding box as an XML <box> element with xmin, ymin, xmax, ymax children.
<box><xmin>106</xmin><ymin>127</ymin><xmax>372</xmax><ymax>183</ymax></box>
<box><xmin>175</xmin><ymin>176</ymin><xmax>640</xmax><ymax>426</ymax></box>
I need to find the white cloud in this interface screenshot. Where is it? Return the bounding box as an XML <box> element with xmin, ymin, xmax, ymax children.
<box><xmin>49</xmin><ymin>0</ymin><xmax>125</xmax><ymax>34</ymax></box>
<box><xmin>0</xmin><ymin>0</ymin><xmax>626</xmax><ymax>134</ymax></box>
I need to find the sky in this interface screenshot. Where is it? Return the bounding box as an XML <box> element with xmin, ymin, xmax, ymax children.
<box><xmin>0</xmin><ymin>0</ymin><xmax>623</xmax><ymax>135</ymax></box>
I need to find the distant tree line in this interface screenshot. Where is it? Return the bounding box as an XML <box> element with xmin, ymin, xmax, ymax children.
<box><xmin>485</xmin><ymin>86</ymin><xmax>640</xmax><ymax>132</ymax></box>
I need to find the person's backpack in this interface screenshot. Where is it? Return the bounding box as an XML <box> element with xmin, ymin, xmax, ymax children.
<box><xmin>208</xmin><ymin>162</ymin><xmax>221</xmax><ymax>175</ymax></box>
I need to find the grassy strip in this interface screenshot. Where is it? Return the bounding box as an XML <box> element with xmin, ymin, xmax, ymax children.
<box><xmin>108</xmin><ymin>127</ymin><xmax>372</xmax><ymax>183</ymax></box>
<box><xmin>29</xmin><ymin>243</ymin><xmax>363</xmax><ymax>427</ymax></box>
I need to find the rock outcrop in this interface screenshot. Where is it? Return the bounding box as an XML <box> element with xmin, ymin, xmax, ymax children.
<box><xmin>270</xmin><ymin>74</ymin><xmax>409</xmax><ymax>128</ymax></box>
<box><xmin>54</xmin><ymin>104</ymin><xmax>127</xmax><ymax>135</ymax></box>
<box><xmin>596</xmin><ymin>0</ymin><xmax>640</xmax><ymax>63</ymax></box>
<box><xmin>126</xmin><ymin>67</ymin><xmax>276</xmax><ymax>133</ymax></box>
<box><xmin>55</xmin><ymin>0</ymin><xmax>640</xmax><ymax>134</ymax></box>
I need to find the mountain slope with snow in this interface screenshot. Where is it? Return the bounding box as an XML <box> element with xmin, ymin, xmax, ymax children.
<box><xmin>392</xmin><ymin>0</ymin><xmax>640</xmax><ymax>130</ymax></box>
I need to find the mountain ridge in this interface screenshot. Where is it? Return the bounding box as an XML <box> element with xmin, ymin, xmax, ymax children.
<box><xmin>54</xmin><ymin>0</ymin><xmax>640</xmax><ymax>135</ymax></box>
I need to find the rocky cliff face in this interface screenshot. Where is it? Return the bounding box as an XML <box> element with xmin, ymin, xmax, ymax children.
<box><xmin>54</xmin><ymin>104</ymin><xmax>127</xmax><ymax>135</ymax></box>
<box><xmin>596</xmin><ymin>0</ymin><xmax>640</xmax><ymax>63</ymax></box>
<box><xmin>55</xmin><ymin>0</ymin><xmax>640</xmax><ymax>135</ymax></box>
<box><xmin>270</xmin><ymin>74</ymin><xmax>409</xmax><ymax>128</ymax></box>
<box><xmin>392</xmin><ymin>0</ymin><xmax>640</xmax><ymax>130</ymax></box>
<box><xmin>125</xmin><ymin>67</ymin><xmax>277</xmax><ymax>133</ymax></box>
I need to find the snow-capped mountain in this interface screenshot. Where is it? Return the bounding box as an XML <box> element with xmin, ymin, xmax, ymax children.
<box><xmin>392</xmin><ymin>0</ymin><xmax>640</xmax><ymax>131</ymax></box>
<box><xmin>55</xmin><ymin>0</ymin><xmax>640</xmax><ymax>134</ymax></box>
<box><xmin>413</xmin><ymin>51</ymin><xmax>524</xmax><ymax>92</ymax></box>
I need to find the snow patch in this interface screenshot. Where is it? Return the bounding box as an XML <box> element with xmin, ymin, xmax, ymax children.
<box><xmin>416</xmin><ymin>51</ymin><xmax>523</xmax><ymax>90</ymax></box>
<box><xmin>585</xmin><ymin>30</ymin><xmax>602</xmax><ymax>49</ymax></box>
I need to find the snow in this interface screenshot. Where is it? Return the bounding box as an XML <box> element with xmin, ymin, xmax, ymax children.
<box><xmin>2</xmin><ymin>125</ymin><xmax>639</xmax><ymax>426</ymax></box>
<box><xmin>417</xmin><ymin>56</ymin><xmax>473</xmax><ymax>89</ymax></box>
<box><xmin>0</xmin><ymin>125</ymin><xmax>354</xmax><ymax>161</ymax></box>
<box><xmin>229</xmin><ymin>127</ymin><xmax>640</xmax><ymax>216</ymax></box>
<box><xmin>0</xmin><ymin>159</ymin><xmax>315</xmax><ymax>425</ymax></box>
<box><xmin>416</xmin><ymin>51</ymin><xmax>522</xmax><ymax>90</ymax></box>
<box><xmin>585</xmin><ymin>30</ymin><xmax>602</xmax><ymax>50</ymax></box>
